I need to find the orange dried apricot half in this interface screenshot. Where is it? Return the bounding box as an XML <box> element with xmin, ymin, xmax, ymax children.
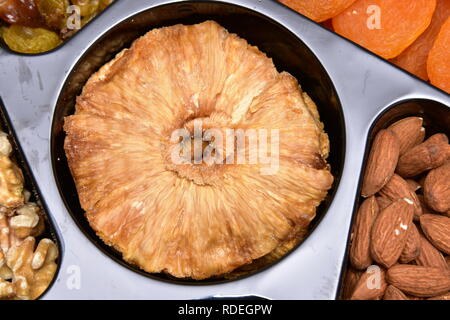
<box><xmin>391</xmin><ymin>0</ymin><xmax>450</xmax><ymax>81</ymax></box>
<box><xmin>279</xmin><ymin>0</ymin><xmax>358</xmax><ymax>22</ymax></box>
<box><xmin>332</xmin><ymin>0</ymin><xmax>437</xmax><ymax>59</ymax></box>
<box><xmin>427</xmin><ymin>16</ymin><xmax>450</xmax><ymax>93</ymax></box>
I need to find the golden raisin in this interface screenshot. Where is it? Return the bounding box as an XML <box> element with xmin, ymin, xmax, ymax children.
<box><xmin>37</xmin><ymin>0</ymin><xmax>70</xmax><ymax>31</ymax></box>
<box><xmin>70</xmin><ymin>0</ymin><xmax>99</xmax><ymax>17</ymax></box>
<box><xmin>98</xmin><ymin>0</ymin><xmax>114</xmax><ymax>11</ymax></box>
<box><xmin>3</xmin><ymin>25</ymin><xmax>62</xmax><ymax>54</ymax></box>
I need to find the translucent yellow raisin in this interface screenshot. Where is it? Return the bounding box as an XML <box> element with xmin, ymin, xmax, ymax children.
<box><xmin>37</xmin><ymin>0</ymin><xmax>70</xmax><ymax>30</ymax></box>
<box><xmin>3</xmin><ymin>25</ymin><xmax>62</xmax><ymax>54</ymax></box>
<box><xmin>98</xmin><ymin>0</ymin><xmax>114</xmax><ymax>11</ymax></box>
<box><xmin>0</xmin><ymin>26</ymin><xmax>6</xmax><ymax>39</ymax></box>
<box><xmin>70</xmin><ymin>0</ymin><xmax>99</xmax><ymax>17</ymax></box>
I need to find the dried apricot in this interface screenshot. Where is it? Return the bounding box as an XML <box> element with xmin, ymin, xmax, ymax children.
<box><xmin>332</xmin><ymin>0</ymin><xmax>437</xmax><ymax>59</ymax></box>
<box><xmin>391</xmin><ymin>0</ymin><xmax>450</xmax><ymax>81</ymax></box>
<box><xmin>321</xmin><ymin>19</ymin><xmax>334</xmax><ymax>31</ymax></box>
<box><xmin>279</xmin><ymin>0</ymin><xmax>358</xmax><ymax>22</ymax></box>
<box><xmin>3</xmin><ymin>25</ymin><xmax>62</xmax><ymax>54</ymax></box>
<box><xmin>427</xmin><ymin>17</ymin><xmax>450</xmax><ymax>93</ymax></box>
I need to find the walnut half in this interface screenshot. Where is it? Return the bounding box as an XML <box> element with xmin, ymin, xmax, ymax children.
<box><xmin>0</xmin><ymin>131</ymin><xmax>58</xmax><ymax>300</ymax></box>
<box><xmin>0</xmin><ymin>155</ymin><xmax>24</xmax><ymax>209</ymax></box>
<box><xmin>0</xmin><ymin>207</ymin><xmax>57</xmax><ymax>300</ymax></box>
<box><xmin>2</xmin><ymin>237</ymin><xmax>58</xmax><ymax>300</ymax></box>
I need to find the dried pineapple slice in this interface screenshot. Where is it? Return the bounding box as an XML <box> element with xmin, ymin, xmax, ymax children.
<box><xmin>64</xmin><ymin>21</ymin><xmax>333</xmax><ymax>279</ymax></box>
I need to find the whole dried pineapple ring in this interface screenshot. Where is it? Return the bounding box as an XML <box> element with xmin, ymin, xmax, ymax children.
<box><xmin>64</xmin><ymin>21</ymin><xmax>333</xmax><ymax>279</ymax></box>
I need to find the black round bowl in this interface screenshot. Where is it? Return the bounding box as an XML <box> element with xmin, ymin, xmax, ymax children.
<box><xmin>51</xmin><ymin>0</ymin><xmax>345</xmax><ymax>284</ymax></box>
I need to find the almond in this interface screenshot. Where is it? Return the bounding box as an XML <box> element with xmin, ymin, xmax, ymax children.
<box><xmin>420</xmin><ymin>214</ymin><xmax>450</xmax><ymax>255</ymax></box>
<box><xmin>350</xmin><ymin>196</ymin><xmax>379</xmax><ymax>270</ymax></box>
<box><xmin>415</xmin><ymin>232</ymin><xmax>448</xmax><ymax>269</ymax></box>
<box><xmin>342</xmin><ymin>268</ymin><xmax>362</xmax><ymax>299</ymax></box>
<box><xmin>361</xmin><ymin>130</ymin><xmax>400</xmax><ymax>197</ymax></box>
<box><xmin>417</xmin><ymin>194</ymin><xmax>438</xmax><ymax>215</ymax></box>
<box><xmin>388</xmin><ymin>117</ymin><xmax>425</xmax><ymax>155</ymax></box>
<box><xmin>427</xmin><ymin>292</ymin><xmax>450</xmax><ymax>300</ymax></box>
<box><xmin>446</xmin><ymin>256</ymin><xmax>450</xmax><ymax>268</ymax></box>
<box><xmin>376</xmin><ymin>196</ymin><xmax>392</xmax><ymax>211</ymax></box>
<box><xmin>396</xmin><ymin>134</ymin><xmax>450</xmax><ymax>178</ymax></box>
<box><xmin>379</xmin><ymin>174</ymin><xmax>422</xmax><ymax>220</ymax></box>
<box><xmin>387</xmin><ymin>265</ymin><xmax>450</xmax><ymax>297</ymax></box>
<box><xmin>423</xmin><ymin>162</ymin><xmax>450</xmax><ymax>213</ymax></box>
<box><xmin>399</xmin><ymin>223</ymin><xmax>421</xmax><ymax>263</ymax></box>
<box><xmin>383</xmin><ymin>285</ymin><xmax>409</xmax><ymax>300</ymax></box>
<box><xmin>370</xmin><ymin>198</ymin><xmax>414</xmax><ymax>268</ymax></box>
<box><xmin>418</xmin><ymin>174</ymin><xmax>427</xmax><ymax>189</ymax></box>
<box><xmin>406</xmin><ymin>179</ymin><xmax>421</xmax><ymax>192</ymax></box>
<box><xmin>350</xmin><ymin>266</ymin><xmax>387</xmax><ymax>300</ymax></box>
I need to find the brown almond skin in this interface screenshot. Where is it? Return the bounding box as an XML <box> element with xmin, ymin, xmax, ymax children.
<box><xmin>350</xmin><ymin>197</ymin><xmax>379</xmax><ymax>270</ymax></box>
<box><xmin>396</xmin><ymin>134</ymin><xmax>450</xmax><ymax>178</ymax></box>
<box><xmin>350</xmin><ymin>266</ymin><xmax>387</xmax><ymax>300</ymax></box>
<box><xmin>376</xmin><ymin>196</ymin><xmax>392</xmax><ymax>211</ymax></box>
<box><xmin>427</xmin><ymin>292</ymin><xmax>450</xmax><ymax>300</ymax></box>
<box><xmin>379</xmin><ymin>174</ymin><xmax>422</xmax><ymax>220</ymax></box>
<box><xmin>423</xmin><ymin>162</ymin><xmax>450</xmax><ymax>213</ymax></box>
<box><xmin>446</xmin><ymin>256</ymin><xmax>450</xmax><ymax>269</ymax></box>
<box><xmin>387</xmin><ymin>265</ymin><xmax>450</xmax><ymax>297</ymax></box>
<box><xmin>406</xmin><ymin>179</ymin><xmax>421</xmax><ymax>192</ymax></box>
<box><xmin>399</xmin><ymin>223</ymin><xmax>421</xmax><ymax>263</ymax></box>
<box><xmin>420</xmin><ymin>214</ymin><xmax>450</xmax><ymax>255</ymax></box>
<box><xmin>361</xmin><ymin>130</ymin><xmax>400</xmax><ymax>197</ymax></box>
<box><xmin>406</xmin><ymin>295</ymin><xmax>423</xmax><ymax>300</ymax></box>
<box><xmin>370</xmin><ymin>199</ymin><xmax>414</xmax><ymax>268</ymax></box>
<box><xmin>418</xmin><ymin>174</ymin><xmax>427</xmax><ymax>189</ymax></box>
<box><xmin>383</xmin><ymin>285</ymin><xmax>409</xmax><ymax>300</ymax></box>
<box><xmin>415</xmin><ymin>232</ymin><xmax>448</xmax><ymax>269</ymax></box>
<box><xmin>342</xmin><ymin>268</ymin><xmax>362</xmax><ymax>299</ymax></box>
<box><xmin>388</xmin><ymin>117</ymin><xmax>425</xmax><ymax>155</ymax></box>
<box><xmin>417</xmin><ymin>194</ymin><xmax>438</xmax><ymax>215</ymax></box>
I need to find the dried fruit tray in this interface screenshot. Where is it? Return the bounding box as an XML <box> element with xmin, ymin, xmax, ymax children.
<box><xmin>0</xmin><ymin>0</ymin><xmax>448</xmax><ymax>299</ymax></box>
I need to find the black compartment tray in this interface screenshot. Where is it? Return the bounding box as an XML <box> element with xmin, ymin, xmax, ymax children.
<box><xmin>0</xmin><ymin>0</ymin><xmax>448</xmax><ymax>299</ymax></box>
<box><xmin>0</xmin><ymin>98</ymin><xmax>61</xmax><ymax>298</ymax></box>
<box><xmin>336</xmin><ymin>99</ymin><xmax>450</xmax><ymax>299</ymax></box>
